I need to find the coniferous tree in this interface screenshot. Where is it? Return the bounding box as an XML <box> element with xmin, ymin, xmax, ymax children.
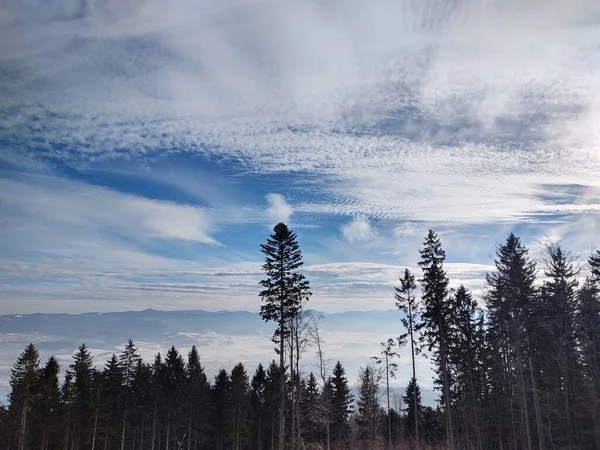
<box><xmin>251</xmin><ymin>364</ymin><xmax>268</xmax><ymax>450</ymax></box>
<box><xmin>9</xmin><ymin>343</ymin><xmax>40</xmax><ymax>450</ymax></box>
<box><xmin>37</xmin><ymin>356</ymin><xmax>61</xmax><ymax>450</ymax></box>
<box><xmin>330</xmin><ymin>361</ymin><xmax>354</xmax><ymax>446</ymax></box>
<box><xmin>70</xmin><ymin>343</ymin><xmax>95</xmax><ymax>449</ymax></box>
<box><xmin>576</xmin><ymin>253</ymin><xmax>600</xmax><ymax>448</ymax></box>
<box><xmin>394</xmin><ymin>268</ymin><xmax>420</xmax><ymax>446</ymax></box>
<box><xmin>186</xmin><ymin>345</ymin><xmax>210</xmax><ymax>450</ymax></box>
<box><xmin>211</xmin><ymin>369</ymin><xmax>232</xmax><ymax>450</ymax></box>
<box><xmin>417</xmin><ymin>230</ymin><xmax>454</xmax><ymax>449</ymax></box>
<box><xmin>259</xmin><ymin>222</ymin><xmax>311</xmax><ymax>450</ymax></box>
<box><xmin>485</xmin><ymin>233</ymin><xmax>536</xmax><ymax>450</ymax></box>
<box><xmin>230</xmin><ymin>363</ymin><xmax>251</xmax><ymax>450</ymax></box>
<box><xmin>448</xmin><ymin>285</ymin><xmax>484</xmax><ymax>450</ymax></box>
<box><xmin>163</xmin><ymin>346</ymin><xmax>186</xmax><ymax>450</ymax></box>
<box><xmin>103</xmin><ymin>354</ymin><xmax>124</xmax><ymax>449</ymax></box>
<box><xmin>355</xmin><ymin>365</ymin><xmax>382</xmax><ymax>446</ymax></box>
<box><xmin>119</xmin><ymin>339</ymin><xmax>140</xmax><ymax>450</ymax></box>
<box><xmin>403</xmin><ymin>377</ymin><xmax>423</xmax><ymax>441</ymax></box>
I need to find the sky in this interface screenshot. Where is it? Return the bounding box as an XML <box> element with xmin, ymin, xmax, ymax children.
<box><xmin>1</xmin><ymin>0</ymin><xmax>600</xmax><ymax>315</ymax></box>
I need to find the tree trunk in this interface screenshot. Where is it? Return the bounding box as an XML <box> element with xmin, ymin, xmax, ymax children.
<box><xmin>408</xmin><ymin>304</ymin><xmax>419</xmax><ymax>449</ymax></box>
<box><xmin>279</xmin><ymin>299</ymin><xmax>285</xmax><ymax>450</ymax></box>
<box><xmin>166</xmin><ymin>409</ymin><xmax>171</xmax><ymax>450</ymax></box>
<box><xmin>439</xmin><ymin>322</ymin><xmax>454</xmax><ymax>450</ymax></box>
<box><xmin>152</xmin><ymin>403</ymin><xmax>157</xmax><ymax>450</ymax></box>
<box><xmin>18</xmin><ymin>402</ymin><xmax>27</xmax><ymax>450</ymax></box>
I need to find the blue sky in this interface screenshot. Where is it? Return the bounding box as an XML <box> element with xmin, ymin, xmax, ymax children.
<box><xmin>1</xmin><ymin>0</ymin><xmax>600</xmax><ymax>315</ymax></box>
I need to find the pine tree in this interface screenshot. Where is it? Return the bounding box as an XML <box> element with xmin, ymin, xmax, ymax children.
<box><xmin>330</xmin><ymin>361</ymin><xmax>354</xmax><ymax>445</ymax></box>
<box><xmin>356</xmin><ymin>365</ymin><xmax>382</xmax><ymax>445</ymax></box>
<box><xmin>485</xmin><ymin>233</ymin><xmax>536</xmax><ymax>450</ymax></box>
<box><xmin>103</xmin><ymin>354</ymin><xmax>124</xmax><ymax>449</ymax></box>
<box><xmin>403</xmin><ymin>377</ymin><xmax>423</xmax><ymax>441</ymax></box>
<box><xmin>119</xmin><ymin>339</ymin><xmax>140</xmax><ymax>450</ymax></box>
<box><xmin>301</xmin><ymin>372</ymin><xmax>320</xmax><ymax>445</ymax></box>
<box><xmin>230</xmin><ymin>363</ymin><xmax>251</xmax><ymax>450</ymax></box>
<box><xmin>163</xmin><ymin>346</ymin><xmax>186</xmax><ymax>450</ymax></box>
<box><xmin>259</xmin><ymin>222</ymin><xmax>311</xmax><ymax>450</ymax></box>
<box><xmin>37</xmin><ymin>357</ymin><xmax>62</xmax><ymax>450</ymax></box>
<box><xmin>448</xmin><ymin>285</ymin><xmax>484</xmax><ymax>450</ymax></box>
<box><xmin>186</xmin><ymin>345</ymin><xmax>210</xmax><ymax>450</ymax></box>
<box><xmin>264</xmin><ymin>361</ymin><xmax>284</xmax><ymax>450</ymax></box>
<box><xmin>70</xmin><ymin>343</ymin><xmax>95</xmax><ymax>449</ymax></box>
<box><xmin>211</xmin><ymin>369</ymin><xmax>232</xmax><ymax>450</ymax></box>
<box><xmin>394</xmin><ymin>268</ymin><xmax>420</xmax><ymax>446</ymax></box>
<box><xmin>251</xmin><ymin>364</ymin><xmax>268</xmax><ymax>450</ymax></box>
<box><xmin>9</xmin><ymin>343</ymin><xmax>40</xmax><ymax>450</ymax></box>
<box><xmin>417</xmin><ymin>230</ymin><xmax>454</xmax><ymax>449</ymax></box>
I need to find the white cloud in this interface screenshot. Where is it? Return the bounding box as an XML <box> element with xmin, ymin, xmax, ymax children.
<box><xmin>265</xmin><ymin>193</ymin><xmax>293</xmax><ymax>224</ymax></box>
<box><xmin>341</xmin><ymin>216</ymin><xmax>377</xmax><ymax>244</ymax></box>
<box><xmin>0</xmin><ymin>175</ymin><xmax>219</xmax><ymax>245</ymax></box>
<box><xmin>1</xmin><ymin>0</ymin><xmax>600</xmax><ymax>227</ymax></box>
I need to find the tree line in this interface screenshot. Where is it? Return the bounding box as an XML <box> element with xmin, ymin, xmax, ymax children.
<box><xmin>1</xmin><ymin>223</ymin><xmax>599</xmax><ymax>450</ymax></box>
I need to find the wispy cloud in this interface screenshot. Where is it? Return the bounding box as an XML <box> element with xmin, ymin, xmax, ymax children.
<box><xmin>1</xmin><ymin>0</ymin><xmax>599</xmax><ymax>226</ymax></box>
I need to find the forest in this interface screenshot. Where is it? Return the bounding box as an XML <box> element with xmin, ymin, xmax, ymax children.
<box><xmin>1</xmin><ymin>223</ymin><xmax>599</xmax><ymax>450</ymax></box>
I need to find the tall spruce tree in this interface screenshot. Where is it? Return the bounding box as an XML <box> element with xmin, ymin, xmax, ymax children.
<box><xmin>485</xmin><ymin>233</ymin><xmax>536</xmax><ymax>450</ymax></box>
<box><xmin>70</xmin><ymin>343</ymin><xmax>95</xmax><ymax>449</ymax></box>
<box><xmin>259</xmin><ymin>222</ymin><xmax>311</xmax><ymax>450</ymax></box>
<box><xmin>230</xmin><ymin>363</ymin><xmax>251</xmax><ymax>450</ymax></box>
<box><xmin>212</xmin><ymin>369</ymin><xmax>232</xmax><ymax>450</ymax></box>
<box><xmin>330</xmin><ymin>361</ymin><xmax>354</xmax><ymax>445</ymax></box>
<box><xmin>394</xmin><ymin>268</ymin><xmax>420</xmax><ymax>446</ymax></box>
<box><xmin>9</xmin><ymin>343</ymin><xmax>40</xmax><ymax>450</ymax></box>
<box><xmin>403</xmin><ymin>377</ymin><xmax>423</xmax><ymax>441</ymax></box>
<box><xmin>251</xmin><ymin>364</ymin><xmax>268</xmax><ymax>450</ymax></box>
<box><xmin>417</xmin><ymin>230</ymin><xmax>454</xmax><ymax>449</ymax></box>
<box><xmin>37</xmin><ymin>356</ymin><xmax>61</xmax><ymax>450</ymax></box>
<box><xmin>356</xmin><ymin>365</ymin><xmax>382</xmax><ymax>445</ymax></box>
<box><xmin>186</xmin><ymin>345</ymin><xmax>210</xmax><ymax>450</ymax></box>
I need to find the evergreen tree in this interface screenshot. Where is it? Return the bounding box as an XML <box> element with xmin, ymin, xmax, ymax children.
<box><xmin>417</xmin><ymin>230</ymin><xmax>454</xmax><ymax>448</ymax></box>
<box><xmin>330</xmin><ymin>361</ymin><xmax>354</xmax><ymax>445</ymax></box>
<box><xmin>186</xmin><ymin>345</ymin><xmax>210</xmax><ymax>450</ymax></box>
<box><xmin>259</xmin><ymin>222</ymin><xmax>311</xmax><ymax>450</ymax></box>
<box><xmin>119</xmin><ymin>339</ymin><xmax>140</xmax><ymax>450</ymax></box>
<box><xmin>163</xmin><ymin>346</ymin><xmax>186</xmax><ymax>450</ymax></box>
<box><xmin>448</xmin><ymin>285</ymin><xmax>484</xmax><ymax>450</ymax></box>
<box><xmin>251</xmin><ymin>364</ymin><xmax>268</xmax><ymax>450</ymax></box>
<box><xmin>301</xmin><ymin>372</ymin><xmax>320</xmax><ymax>445</ymax></box>
<box><xmin>211</xmin><ymin>369</ymin><xmax>232</xmax><ymax>450</ymax></box>
<box><xmin>264</xmin><ymin>361</ymin><xmax>284</xmax><ymax>450</ymax></box>
<box><xmin>394</xmin><ymin>268</ymin><xmax>420</xmax><ymax>446</ymax></box>
<box><xmin>230</xmin><ymin>363</ymin><xmax>251</xmax><ymax>450</ymax></box>
<box><xmin>103</xmin><ymin>354</ymin><xmax>124</xmax><ymax>449</ymax></box>
<box><xmin>485</xmin><ymin>233</ymin><xmax>537</xmax><ymax>450</ymax></box>
<box><xmin>356</xmin><ymin>365</ymin><xmax>382</xmax><ymax>445</ymax></box>
<box><xmin>403</xmin><ymin>377</ymin><xmax>423</xmax><ymax>441</ymax></box>
<box><xmin>37</xmin><ymin>357</ymin><xmax>62</xmax><ymax>450</ymax></box>
<box><xmin>9</xmin><ymin>343</ymin><xmax>40</xmax><ymax>450</ymax></box>
<box><xmin>70</xmin><ymin>343</ymin><xmax>95</xmax><ymax>449</ymax></box>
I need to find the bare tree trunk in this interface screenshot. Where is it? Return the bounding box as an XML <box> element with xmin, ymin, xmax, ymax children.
<box><xmin>279</xmin><ymin>299</ymin><xmax>285</xmax><ymax>450</ymax></box>
<box><xmin>120</xmin><ymin>408</ymin><xmax>127</xmax><ymax>450</ymax></box>
<box><xmin>92</xmin><ymin>399</ymin><xmax>99</xmax><ymax>450</ymax></box>
<box><xmin>18</xmin><ymin>403</ymin><xmax>27</xmax><ymax>450</ymax></box>
<box><xmin>166</xmin><ymin>409</ymin><xmax>171</xmax><ymax>450</ymax></box>
<box><xmin>515</xmin><ymin>343</ymin><xmax>533</xmax><ymax>450</ymax></box>
<box><xmin>439</xmin><ymin>323</ymin><xmax>454</xmax><ymax>450</ymax></box>
<box><xmin>408</xmin><ymin>302</ymin><xmax>419</xmax><ymax>449</ymax></box>
<box><xmin>386</xmin><ymin>353</ymin><xmax>391</xmax><ymax>450</ymax></box>
<box><xmin>152</xmin><ymin>403</ymin><xmax>157</xmax><ymax>450</ymax></box>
